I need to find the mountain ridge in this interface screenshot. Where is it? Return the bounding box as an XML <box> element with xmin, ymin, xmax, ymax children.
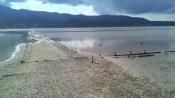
<box><xmin>0</xmin><ymin>5</ymin><xmax>175</xmax><ymax>28</ymax></box>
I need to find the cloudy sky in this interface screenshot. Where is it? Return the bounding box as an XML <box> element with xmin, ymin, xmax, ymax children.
<box><xmin>0</xmin><ymin>0</ymin><xmax>175</xmax><ymax>21</ymax></box>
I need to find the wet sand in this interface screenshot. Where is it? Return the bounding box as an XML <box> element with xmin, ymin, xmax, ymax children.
<box><xmin>0</xmin><ymin>32</ymin><xmax>174</xmax><ymax>98</ymax></box>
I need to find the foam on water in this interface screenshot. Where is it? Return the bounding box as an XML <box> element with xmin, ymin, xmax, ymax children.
<box><xmin>0</xmin><ymin>43</ymin><xmax>25</xmax><ymax>65</ymax></box>
<box><xmin>0</xmin><ymin>31</ymin><xmax>29</xmax><ymax>65</ymax></box>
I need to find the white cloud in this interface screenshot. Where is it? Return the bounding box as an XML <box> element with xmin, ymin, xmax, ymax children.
<box><xmin>112</xmin><ymin>12</ymin><xmax>175</xmax><ymax>21</ymax></box>
<box><xmin>8</xmin><ymin>0</ymin><xmax>175</xmax><ymax>21</ymax></box>
<box><xmin>133</xmin><ymin>13</ymin><xmax>175</xmax><ymax>21</ymax></box>
<box><xmin>10</xmin><ymin>0</ymin><xmax>98</xmax><ymax>16</ymax></box>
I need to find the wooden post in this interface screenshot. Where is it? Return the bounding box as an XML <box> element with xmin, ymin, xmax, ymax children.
<box><xmin>99</xmin><ymin>43</ymin><xmax>102</xmax><ymax>57</ymax></box>
<box><xmin>144</xmin><ymin>50</ymin><xmax>147</xmax><ymax>54</ymax></box>
<box><xmin>91</xmin><ymin>56</ymin><xmax>94</xmax><ymax>63</ymax></box>
<box><xmin>114</xmin><ymin>52</ymin><xmax>117</xmax><ymax>56</ymax></box>
<box><xmin>128</xmin><ymin>51</ymin><xmax>132</xmax><ymax>58</ymax></box>
<box><xmin>114</xmin><ymin>52</ymin><xmax>118</xmax><ymax>58</ymax></box>
<box><xmin>165</xmin><ymin>51</ymin><xmax>168</xmax><ymax>56</ymax></box>
<box><xmin>20</xmin><ymin>60</ymin><xmax>25</xmax><ymax>64</ymax></box>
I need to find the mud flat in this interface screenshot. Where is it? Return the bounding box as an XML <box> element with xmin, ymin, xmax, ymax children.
<box><xmin>0</xmin><ymin>32</ymin><xmax>174</xmax><ymax>98</ymax></box>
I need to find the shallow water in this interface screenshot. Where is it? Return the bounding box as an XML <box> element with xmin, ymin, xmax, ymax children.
<box><xmin>0</xmin><ymin>31</ymin><xmax>28</xmax><ymax>63</ymax></box>
<box><xmin>1</xmin><ymin>27</ymin><xmax>175</xmax><ymax>90</ymax></box>
<box><xmin>42</xmin><ymin>26</ymin><xmax>175</xmax><ymax>90</ymax></box>
<box><xmin>118</xmin><ymin>53</ymin><xmax>175</xmax><ymax>90</ymax></box>
<box><xmin>42</xmin><ymin>27</ymin><xmax>175</xmax><ymax>55</ymax></box>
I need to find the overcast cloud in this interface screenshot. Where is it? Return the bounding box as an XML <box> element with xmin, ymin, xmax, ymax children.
<box><xmin>38</xmin><ymin>0</ymin><xmax>175</xmax><ymax>14</ymax></box>
<box><xmin>0</xmin><ymin>0</ymin><xmax>25</xmax><ymax>5</ymax></box>
<box><xmin>1</xmin><ymin>0</ymin><xmax>175</xmax><ymax>20</ymax></box>
<box><xmin>1</xmin><ymin>0</ymin><xmax>175</xmax><ymax>14</ymax></box>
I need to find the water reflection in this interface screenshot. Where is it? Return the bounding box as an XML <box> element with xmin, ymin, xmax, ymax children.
<box><xmin>58</xmin><ymin>39</ymin><xmax>174</xmax><ymax>56</ymax></box>
<box><xmin>43</xmin><ymin>26</ymin><xmax>175</xmax><ymax>56</ymax></box>
<box><xmin>41</xmin><ymin>27</ymin><xmax>175</xmax><ymax>89</ymax></box>
<box><xmin>60</xmin><ymin>39</ymin><xmax>96</xmax><ymax>49</ymax></box>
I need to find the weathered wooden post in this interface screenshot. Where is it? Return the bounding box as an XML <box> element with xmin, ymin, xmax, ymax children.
<box><xmin>91</xmin><ymin>56</ymin><xmax>94</xmax><ymax>63</ymax></box>
<box><xmin>20</xmin><ymin>60</ymin><xmax>23</xmax><ymax>64</ymax></box>
<box><xmin>114</xmin><ymin>51</ymin><xmax>118</xmax><ymax>58</ymax></box>
<box><xmin>165</xmin><ymin>51</ymin><xmax>168</xmax><ymax>56</ymax></box>
<box><xmin>114</xmin><ymin>51</ymin><xmax>117</xmax><ymax>56</ymax></box>
<box><xmin>20</xmin><ymin>60</ymin><xmax>25</xmax><ymax>64</ymax></box>
<box><xmin>128</xmin><ymin>51</ymin><xmax>132</xmax><ymax>58</ymax></box>
<box><xmin>99</xmin><ymin>43</ymin><xmax>102</xmax><ymax>57</ymax></box>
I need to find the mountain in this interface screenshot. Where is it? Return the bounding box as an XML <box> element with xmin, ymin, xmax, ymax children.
<box><xmin>0</xmin><ymin>5</ymin><xmax>175</xmax><ymax>28</ymax></box>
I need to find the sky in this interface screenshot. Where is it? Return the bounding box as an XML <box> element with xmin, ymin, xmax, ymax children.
<box><xmin>0</xmin><ymin>0</ymin><xmax>175</xmax><ymax>21</ymax></box>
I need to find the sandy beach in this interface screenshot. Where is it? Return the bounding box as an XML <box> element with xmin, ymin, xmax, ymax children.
<box><xmin>0</xmin><ymin>31</ymin><xmax>174</xmax><ymax>98</ymax></box>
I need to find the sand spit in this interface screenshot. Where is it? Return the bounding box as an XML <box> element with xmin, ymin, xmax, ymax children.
<box><xmin>0</xmin><ymin>32</ymin><xmax>174</xmax><ymax>98</ymax></box>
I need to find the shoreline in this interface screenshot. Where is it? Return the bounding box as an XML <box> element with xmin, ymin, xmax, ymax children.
<box><xmin>0</xmin><ymin>26</ymin><xmax>175</xmax><ymax>32</ymax></box>
<box><xmin>55</xmin><ymin>38</ymin><xmax>170</xmax><ymax>90</ymax></box>
<box><xmin>0</xmin><ymin>43</ymin><xmax>26</xmax><ymax>65</ymax></box>
<box><xmin>76</xmin><ymin>50</ymin><xmax>172</xmax><ymax>90</ymax></box>
<box><xmin>54</xmin><ymin>36</ymin><xmax>171</xmax><ymax>89</ymax></box>
<box><xmin>0</xmin><ymin>31</ymin><xmax>174</xmax><ymax>97</ymax></box>
<box><xmin>0</xmin><ymin>26</ymin><xmax>175</xmax><ymax>30</ymax></box>
<box><xmin>0</xmin><ymin>31</ymin><xmax>32</xmax><ymax>66</ymax></box>
<box><xmin>51</xmin><ymin>38</ymin><xmax>175</xmax><ymax>97</ymax></box>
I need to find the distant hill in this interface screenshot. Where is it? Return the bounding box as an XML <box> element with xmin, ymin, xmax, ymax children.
<box><xmin>0</xmin><ymin>5</ymin><xmax>175</xmax><ymax>28</ymax></box>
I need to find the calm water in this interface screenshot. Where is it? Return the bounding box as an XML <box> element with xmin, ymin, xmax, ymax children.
<box><xmin>1</xmin><ymin>27</ymin><xmax>175</xmax><ymax>90</ymax></box>
<box><xmin>0</xmin><ymin>31</ymin><xmax>28</xmax><ymax>63</ymax></box>
<box><xmin>42</xmin><ymin>27</ymin><xmax>175</xmax><ymax>55</ymax></box>
<box><xmin>42</xmin><ymin>26</ymin><xmax>175</xmax><ymax>90</ymax></box>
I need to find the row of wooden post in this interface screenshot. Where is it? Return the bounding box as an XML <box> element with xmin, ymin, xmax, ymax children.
<box><xmin>114</xmin><ymin>50</ymin><xmax>169</xmax><ymax>58</ymax></box>
<box><xmin>20</xmin><ymin>36</ymin><xmax>30</xmax><ymax>64</ymax></box>
<box><xmin>62</xmin><ymin>44</ymin><xmax>97</xmax><ymax>63</ymax></box>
